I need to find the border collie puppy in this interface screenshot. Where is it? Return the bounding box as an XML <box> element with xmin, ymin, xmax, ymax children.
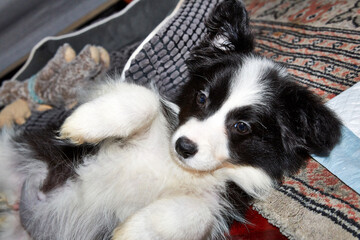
<box><xmin>0</xmin><ymin>0</ymin><xmax>341</xmax><ymax>239</ymax></box>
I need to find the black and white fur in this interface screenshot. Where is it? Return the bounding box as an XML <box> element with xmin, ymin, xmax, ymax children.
<box><xmin>0</xmin><ymin>0</ymin><xmax>341</xmax><ymax>239</ymax></box>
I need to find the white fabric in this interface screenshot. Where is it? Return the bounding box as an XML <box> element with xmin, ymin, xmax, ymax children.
<box><xmin>327</xmin><ymin>82</ymin><xmax>360</xmax><ymax>138</ymax></box>
<box><xmin>312</xmin><ymin>82</ymin><xmax>360</xmax><ymax>194</ymax></box>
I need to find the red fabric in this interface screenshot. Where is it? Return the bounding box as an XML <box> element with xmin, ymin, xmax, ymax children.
<box><xmin>229</xmin><ymin>208</ymin><xmax>288</xmax><ymax>239</ymax></box>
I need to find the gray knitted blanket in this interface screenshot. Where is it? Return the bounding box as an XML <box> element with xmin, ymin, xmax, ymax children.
<box><xmin>123</xmin><ymin>0</ymin><xmax>219</xmax><ymax>101</ymax></box>
<box><xmin>21</xmin><ymin>0</ymin><xmax>220</xmax><ymax>131</ymax></box>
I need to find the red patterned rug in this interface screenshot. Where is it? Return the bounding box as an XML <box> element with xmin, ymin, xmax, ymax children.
<box><xmin>241</xmin><ymin>0</ymin><xmax>360</xmax><ymax>239</ymax></box>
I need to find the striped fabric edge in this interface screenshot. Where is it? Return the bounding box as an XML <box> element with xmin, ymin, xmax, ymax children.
<box><xmin>278</xmin><ymin>181</ymin><xmax>360</xmax><ymax>238</ymax></box>
<box><xmin>251</xmin><ymin>19</ymin><xmax>360</xmax><ymax>36</ymax></box>
<box><xmin>251</xmin><ymin>20</ymin><xmax>360</xmax><ymax>99</ymax></box>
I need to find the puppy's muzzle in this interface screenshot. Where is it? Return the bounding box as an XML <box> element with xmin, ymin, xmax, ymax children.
<box><xmin>175</xmin><ymin>137</ymin><xmax>198</xmax><ymax>159</ymax></box>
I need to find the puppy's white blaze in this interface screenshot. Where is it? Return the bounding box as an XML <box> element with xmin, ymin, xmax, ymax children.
<box><xmin>226</xmin><ymin>56</ymin><xmax>274</xmax><ymax>110</ymax></box>
<box><xmin>218</xmin><ymin>166</ymin><xmax>273</xmax><ymax>199</ymax></box>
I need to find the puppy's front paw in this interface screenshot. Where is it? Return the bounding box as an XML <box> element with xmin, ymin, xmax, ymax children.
<box><xmin>112</xmin><ymin>226</ymin><xmax>126</xmax><ymax>240</ymax></box>
<box><xmin>112</xmin><ymin>225</ymin><xmax>141</xmax><ymax>240</ymax></box>
<box><xmin>58</xmin><ymin>110</ymin><xmax>101</xmax><ymax>145</ymax></box>
<box><xmin>58</xmin><ymin>118</ymin><xmax>87</xmax><ymax>145</ymax></box>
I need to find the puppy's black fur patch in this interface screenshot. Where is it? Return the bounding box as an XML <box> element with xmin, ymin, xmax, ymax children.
<box><xmin>13</xmin><ymin>110</ymin><xmax>99</xmax><ymax>193</ymax></box>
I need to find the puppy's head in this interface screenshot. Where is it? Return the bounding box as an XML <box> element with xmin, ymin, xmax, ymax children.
<box><xmin>172</xmin><ymin>0</ymin><xmax>341</xmax><ymax>186</ymax></box>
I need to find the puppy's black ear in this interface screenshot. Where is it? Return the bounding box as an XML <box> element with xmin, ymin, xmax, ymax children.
<box><xmin>278</xmin><ymin>82</ymin><xmax>342</xmax><ymax>158</ymax></box>
<box><xmin>204</xmin><ymin>0</ymin><xmax>254</xmax><ymax>53</ymax></box>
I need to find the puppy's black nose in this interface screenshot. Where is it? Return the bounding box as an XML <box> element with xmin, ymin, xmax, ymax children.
<box><xmin>175</xmin><ymin>137</ymin><xmax>198</xmax><ymax>159</ymax></box>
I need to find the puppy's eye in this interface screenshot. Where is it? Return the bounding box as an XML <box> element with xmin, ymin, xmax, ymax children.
<box><xmin>196</xmin><ymin>92</ymin><xmax>207</xmax><ymax>106</ymax></box>
<box><xmin>234</xmin><ymin>121</ymin><xmax>251</xmax><ymax>135</ymax></box>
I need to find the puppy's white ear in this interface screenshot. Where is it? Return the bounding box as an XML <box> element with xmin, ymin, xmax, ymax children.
<box><xmin>205</xmin><ymin>0</ymin><xmax>254</xmax><ymax>53</ymax></box>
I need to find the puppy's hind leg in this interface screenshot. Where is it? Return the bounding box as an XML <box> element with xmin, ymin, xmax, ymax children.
<box><xmin>112</xmin><ymin>196</ymin><xmax>218</xmax><ymax>240</ymax></box>
<box><xmin>59</xmin><ymin>82</ymin><xmax>161</xmax><ymax>144</ymax></box>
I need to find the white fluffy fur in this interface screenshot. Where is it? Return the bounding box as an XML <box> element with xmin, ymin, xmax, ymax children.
<box><xmin>0</xmin><ymin>77</ymin><xmax>273</xmax><ymax>240</ymax></box>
